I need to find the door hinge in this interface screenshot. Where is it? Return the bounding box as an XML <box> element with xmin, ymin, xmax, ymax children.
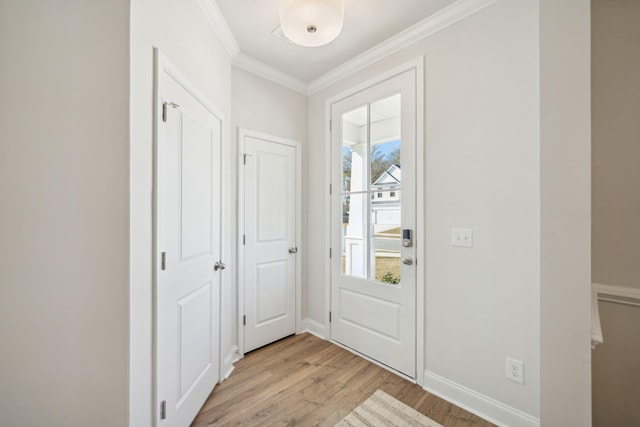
<box><xmin>162</xmin><ymin>101</ymin><xmax>179</xmax><ymax>122</ymax></box>
<box><xmin>243</xmin><ymin>234</ymin><xmax>246</xmax><ymax>245</ymax></box>
<box><xmin>243</xmin><ymin>315</ymin><xmax>246</xmax><ymax>326</ymax></box>
<box><xmin>160</xmin><ymin>400</ymin><xmax>166</xmax><ymax>420</ymax></box>
<box><xmin>329</xmin><ymin>119</ymin><xmax>332</xmax><ymax>131</ymax></box>
<box><xmin>243</xmin><ymin>153</ymin><xmax>247</xmax><ymax>165</ymax></box>
<box><xmin>329</xmin><ymin>183</ymin><xmax>332</xmax><ymax>195</ymax></box>
<box><xmin>329</xmin><ymin>247</ymin><xmax>332</xmax><ymax>258</ymax></box>
<box><xmin>161</xmin><ymin>252</ymin><xmax>166</xmax><ymax>270</ymax></box>
<box><xmin>329</xmin><ymin>311</ymin><xmax>332</xmax><ymax>322</ymax></box>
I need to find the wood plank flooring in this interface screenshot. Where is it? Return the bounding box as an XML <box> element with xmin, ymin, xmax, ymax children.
<box><xmin>191</xmin><ymin>333</ymin><xmax>494</xmax><ymax>427</ymax></box>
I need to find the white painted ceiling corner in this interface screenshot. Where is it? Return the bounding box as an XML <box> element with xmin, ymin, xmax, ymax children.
<box><xmin>198</xmin><ymin>0</ymin><xmax>498</xmax><ymax>95</ymax></box>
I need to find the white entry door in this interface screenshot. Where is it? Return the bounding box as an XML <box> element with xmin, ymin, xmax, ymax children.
<box><xmin>240</xmin><ymin>130</ymin><xmax>299</xmax><ymax>353</ymax></box>
<box><xmin>155</xmin><ymin>56</ymin><xmax>223</xmax><ymax>427</ymax></box>
<box><xmin>330</xmin><ymin>68</ymin><xmax>417</xmax><ymax>378</ymax></box>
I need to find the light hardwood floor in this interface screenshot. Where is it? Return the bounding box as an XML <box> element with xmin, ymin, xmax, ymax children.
<box><xmin>192</xmin><ymin>333</ymin><xmax>494</xmax><ymax>427</ymax></box>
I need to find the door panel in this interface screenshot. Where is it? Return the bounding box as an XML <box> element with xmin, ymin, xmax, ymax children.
<box><xmin>243</xmin><ymin>135</ymin><xmax>297</xmax><ymax>353</ymax></box>
<box><xmin>156</xmin><ymin>66</ymin><xmax>222</xmax><ymax>427</ymax></box>
<box><xmin>178</xmin><ymin>282</ymin><xmax>212</xmax><ymax>399</ymax></box>
<box><xmin>331</xmin><ymin>69</ymin><xmax>417</xmax><ymax>378</ymax></box>
<box><xmin>256</xmin><ymin>261</ymin><xmax>289</xmax><ymax>323</ymax></box>
<box><xmin>180</xmin><ymin>114</ymin><xmax>213</xmax><ymax>259</ymax></box>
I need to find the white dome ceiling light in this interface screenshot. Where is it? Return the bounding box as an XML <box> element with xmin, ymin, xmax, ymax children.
<box><xmin>278</xmin><ymin>0</ymin><xmax>345</xmax><ymax>47</ymax></box>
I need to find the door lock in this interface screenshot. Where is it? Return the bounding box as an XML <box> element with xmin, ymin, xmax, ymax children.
<box><xmin>402</xmin><ymin>229</ymin><xmax>413</xmax><ymax>248</ymax></box>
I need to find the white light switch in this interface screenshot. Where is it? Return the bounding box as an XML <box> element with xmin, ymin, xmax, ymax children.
<box><xmin>452</xmin><ymin>228</ymin><xmax>473</xmax><ymax>248</ymax></box>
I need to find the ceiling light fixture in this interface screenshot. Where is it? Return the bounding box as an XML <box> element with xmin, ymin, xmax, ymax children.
<box><xmin>278</xmin><ymin>0</ymin><xmax>345</xmax><ymax>47</ymax></box>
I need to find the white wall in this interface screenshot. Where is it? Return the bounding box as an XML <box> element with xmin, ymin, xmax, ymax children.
<box><xmin>307</xmin><ymin>1</ymin><xmax>541</xmax><ymax>423</ymax></box>
<box><xmin>231</xmin><ymin>67</ymin><xmax>308</xmax><ymax>143</ymax></box>
<box><xmin>0</xmin><ymin>1</ymin><xmax>130</xmax><ymax>426</ymax></box>
<box><xmin>539</xmin><ymin>0</ymin><xmax>592</xmax><ymax>425</ymax></box>
<box><xmin>130</xmin><ymin>1</ymin><xmax>232</xmax><ymax>425</ymax></box>
<box><xmin>230</xmin><ymin>67</ymin><xmax>308</xmax><ymax>343</ymax></box>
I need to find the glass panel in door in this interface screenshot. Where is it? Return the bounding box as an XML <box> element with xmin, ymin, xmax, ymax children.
<box><xmin>340</xmin><ymin>94</ymin><xmax>402</xmax><ymax>284</ymax></box>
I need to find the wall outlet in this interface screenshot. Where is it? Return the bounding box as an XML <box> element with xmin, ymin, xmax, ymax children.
<box><xmin>451</xmin><ymin>228</ymin><xmax>473</xmax><ymax>247</ymax></box>
<box><xmin>506</xmin><ymin>357</ymin><xmax>524</xmax><ymax>384</ymax></box>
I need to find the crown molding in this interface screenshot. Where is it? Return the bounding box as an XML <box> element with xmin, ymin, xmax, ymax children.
<box><xmin>233</xmin><ymin>53</ymin><xmax>308</xmax><ymax>95</ymax></box>
<box><xmin>196</xmin><ymin>0</ymin><xmax>240</xmax><ymax>57</ymax></box>
<box><xmin>198</xmin><ymin>0</ymin><xmax>496</xmax><ymax>96</ymax></box>
<box><xmin>307</xmin><ymin>0</ymin><xmax>498</xmax><ymax>94</ymax></box>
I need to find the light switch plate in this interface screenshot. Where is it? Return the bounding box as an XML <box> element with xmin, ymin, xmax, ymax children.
<box><xmin>452</xmin><ymin>228</ymin><xmax>473</xmax><ymax>248</ymax></box>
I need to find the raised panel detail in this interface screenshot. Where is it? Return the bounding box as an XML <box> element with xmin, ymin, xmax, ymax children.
<box><xmin>178</xmin><ymin>282</ymin><xmax>212</xmax><ymax>400</ymax></box>
<box><xmin>340</xmin><ymin>289</ymin><xmax>401</xmax><ymax>341</ymax></box>
<box><xmin>257</xmin><ymin>151</ymin><xmax>287</xmax><ymax>242</ymax></box>
<box><xmin>256</xmin><ymin>261</ymin><xmax>288</xmax><ymax>325</ymax></box>
<box><xmin>181</xmin><ymin>113</ymin><xmax>213</xmax><ymax>259</ymax></box>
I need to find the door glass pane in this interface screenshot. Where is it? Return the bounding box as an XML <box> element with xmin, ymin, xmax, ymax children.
<box><xmin>370</xmin><ymin>190</ymin><xmax>401</xmax><ymax>284</ymax></box>
<box><xmin>342</xmin><ymin>192</ymin><xmax>368</xmax><ymax>278</ymax></box>
<box><xmin>370</xmin><ymin>94</ymin><xmax>401</xmax><ymax>186</ymax></box>
<box><xmin>369</xmin><ymin>94</ymin><xmax>402</xmax><ymax>284</ymax></box>
<box><xmin>341</xmin><ymin>93</ymin><xmax>402</xmax><ymax>282</ymax></box>
<box><xmin>342</xmin><ymin>106</ymin><xmax>368</xmax><ymax>192</ymax></box>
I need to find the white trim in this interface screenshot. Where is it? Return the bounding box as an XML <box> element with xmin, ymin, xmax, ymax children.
<box><xmin>236</xmin><ymin>128</ymin><xmax>303</xmax><ymax>356</ymax></box>
<box><xmin>222</xmin><ymin>345</ymin><xmax>239</xmax><ymax>380</ymax></box>
<box><xmin>307</xmin><ymin>0</ymin><xmax>498</xmax><ymax>94</ymax></box>
<box><xmin>325</xmin><ymin>57</ymin><xmax>425</xmax><ymax>383</ymax></box>
<box><xmin>233</xmin><ymin>53</ymin><xmax>308</xmax><ymax>95</ymax></box>
<box><xmin>414</xmin><ymin>57</ymin><xmax>425</xmax><ymax>387</ymax></box>
<box><xmin>237</xmin><ymin>128</ymin><xmax>246</xmax><ymax>356</ymax></box>
<box><xmin>195</xmin><ymin>0</ymin><xmax>240</xmax><ymax>57</ymax></box>
<box><xmin>300</xmin><ymin>318</ymin><xmax>327</xmax><ymax>339</ymax></box>
<box><xmin>423</xmin><ymin>370</ymin><xmax>540</xmax><ymax>427</ymax></box>
<box><xmin>594</xmin><ymin>282</ymin><xmax>640</xmax><ymax>308</ymax></box>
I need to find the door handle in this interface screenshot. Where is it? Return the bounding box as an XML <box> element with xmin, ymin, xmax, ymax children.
<box><xmin>214</xmin><ymin>261</ymin><xmax>226</xmax><ymax>271</ymax></box>
<box><xmin>289</xmin><ymin>247</ymin><xmax>298</xmax><ymax>254</ymax></box>
<box><xmin>402</xmin><ymin>256</ymin><xmax>413</xmax><ymax>265</ymax></box>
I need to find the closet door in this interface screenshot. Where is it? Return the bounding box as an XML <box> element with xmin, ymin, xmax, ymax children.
<box><xmin>155</xmin><ymin>53</ymin><xmax>223</xmax><ymax>427</ymax></box>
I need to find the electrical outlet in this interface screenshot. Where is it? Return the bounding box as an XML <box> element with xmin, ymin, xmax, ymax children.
<box><xmin>451</xmin><ymin>228</ymin><xmax>473</xmax><ymax>248</ymax></box>
<box><xmin>506</xmin><ymin>358</ymin><xmax>524</xmax><ymax>384</ymax></box>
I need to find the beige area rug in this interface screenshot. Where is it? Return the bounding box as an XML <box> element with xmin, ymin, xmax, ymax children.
<box><xmin>336</xmin><ymin>390</ymin><xmax>443</xmax><ymax>427</ymax></box>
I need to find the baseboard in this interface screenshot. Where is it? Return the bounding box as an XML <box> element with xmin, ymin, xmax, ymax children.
<box><xmin>300</xmin><ymin>318</ymin><xmax>327</xmax><ymax>339</ymax></box>
<box><xmin>222</xmin><ymin>345</ymin><xmax>239</xmax><ymax>381</ymax></box>
<box><xmin>423</xmin><ymin>370</ymin><xmax>540</xmax><ymax>427</ymax></box>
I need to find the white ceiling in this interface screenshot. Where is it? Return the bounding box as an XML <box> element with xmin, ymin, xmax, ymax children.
<box><xmin>215</xmin><ymin>0</ymin><xmax>459</xmax><ymax>83</ymax></box>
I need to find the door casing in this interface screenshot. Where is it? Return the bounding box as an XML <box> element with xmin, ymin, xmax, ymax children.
<box><xmin>237</xmin><ymin>128</ymin><xmax>302</xmax><ymax>356</ymax></box>
<box><xmin>324</xmin><ymin>57</ymin><xmax>425</xmax><ymax>385</ymax></box>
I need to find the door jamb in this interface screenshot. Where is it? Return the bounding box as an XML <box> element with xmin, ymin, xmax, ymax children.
<box><xmin>324</xmin><ymin>57</ymin><xmax>425</xmax><ymax>385</ymax></box>
<box><xmin>236</xmin><ymin>128</ymin><xmax>303</xmax><ymax>357</ymax></box>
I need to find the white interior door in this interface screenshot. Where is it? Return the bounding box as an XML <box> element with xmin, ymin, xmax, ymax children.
<box><xmin>330</xmin><ymin>69</ymin><xmax>417</xmax><ymax>378</ymax></box>
<box><xmin>155</xmin><ymin>59</ymin><xmax>223</xmax><ymax>426</ymax></box>
<box><xmin>241</xmin><ymin>131</ymin><xmax>298</xmax><ymax>353</ymax></box>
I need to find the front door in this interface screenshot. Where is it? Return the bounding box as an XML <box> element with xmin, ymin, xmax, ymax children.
<box><xmin>155</xmin><ymin>60</ymin><xmax>223</xmax><ymax>426</ymax></box>
<box><xmin>330</xmin><ymin>68</ymin><xmax>417</xmax><ymax>378</ymax></box>
<box><xmin>241</xmin><ymin>131</ymin><xmax>299</xmax><ymax>353</ymax></box>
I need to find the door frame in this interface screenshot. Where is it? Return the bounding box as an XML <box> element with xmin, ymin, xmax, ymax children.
<box><xmin>236</xmin><ymin>128</ymin><xmax>302</xmax><ymax>357</ymax></box>
<box><xmin>153</xmin><ymin>49</ymin><xmax>226</xmax><ymax>424</ymax></box>
<box><xmin>324</xmin><ymin>57</ymin><xmax>425</xmax><ymax>385</ymax></box>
